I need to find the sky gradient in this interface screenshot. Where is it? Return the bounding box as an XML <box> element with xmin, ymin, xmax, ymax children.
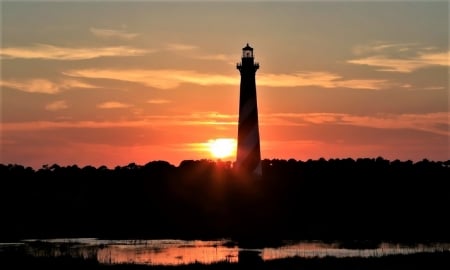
<box><xmin>1</xmin><ymin>0</ymin><xmax>449</xmax><ymax>168</ymax></box>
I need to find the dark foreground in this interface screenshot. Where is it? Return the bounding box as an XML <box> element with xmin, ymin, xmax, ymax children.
<box><xmin>1</xmin><ymin>158</ymin><xmax>449</xmax><ymax>241</ymax></box>
<box><xmin>1</xmin><ymin>251</ymin><xmax>449</xmax><ymax>270</ymax></box>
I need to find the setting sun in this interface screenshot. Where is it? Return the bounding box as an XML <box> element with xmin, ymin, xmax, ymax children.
<box><xmin>208</xmin><ymin>138</ymin><xmax>236</xmax><ymax>159</ymax></box>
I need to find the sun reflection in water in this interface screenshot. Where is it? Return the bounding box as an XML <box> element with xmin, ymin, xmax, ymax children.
<box><xmin>97</xmin><ymin>240</ymin><xmax>239</xmax><ymax>266</ymax></box>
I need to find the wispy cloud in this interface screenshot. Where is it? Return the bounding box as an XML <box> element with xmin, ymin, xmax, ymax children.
<box><xmin>147</xmin><ymin>99</ymin><xmax>171</xmax><ymax>104</ymax></box>
<box><xmin>1</xmin><ymin>120</ymin><xmax>149</xmax><ymax>131</ymax></box>
<box><xmin>97</xmin><ymin>101</ymin><xmax>133</xmax><ymax>109</ymax></box>
<box><xmin>419</xmin><ymin>51</ymin><xmax>449</xmax><ymax>66</ymax></box>
<box><xmin>261</xmin><ymin>112</ymin><xmax>449</xmax><ymax>136</ymax></box>
<box><xmin>347</xmin><ymin>55</ymin><xmax>448</xmax><ymax>73</ymax></box>
<box><xmin>162</xmin><ymin>43</ymin><xmax>235</xmax><ymax>63</ymax></box>
<box><xmin>90</xmin><ymin>27</ymin><xmax>139</xmax><ymax>40</ymax></box>
<box><xmin>64</xmin><ymin>69</ymin><xmax>238</xmax><ymax>89</ymax></box>
<box><xmin>64</xmin><ymin>69</ymin><xmax>386</xmax><ymax>90</ymax></box>
<box><xmin>1</xmin><ymin>79</ymin><xmax>59</xmax><ymax>94</ymax></box>
<box><xmin>352</xmin><ymin>42</ymin><xmax>418</xmax><ymax>55</ymax></box>
<box><xmin>0</xmin><ymin>44</ymin><xmax>148</xmax><ymax>60</ymax></box>
<box><xmin>349</xmin><ymin>42</ymin><xmax>449</xmax><ymax>73</ymax></box>
<box><xmin>258</xmin><ymin>72</ymin><xmax>387</xmax><ymax>90</ymax></box>
<box><xmin>165</xmin><ymin>43</ymin><xmax>198</xmax><ymax>51</ymax></box>
<box><xmin>193</xmin><ymin>53</ymin><xmax>235</xmax><ymax>63</ymax></box>
<box><xmin>45</xmin><ymin>100</ymin><xmax>69</xmax><ymax>111</ymax></box>
<box><xmin>343</xmin><ymin>113</ymin><xmax>449</xmax><ymax>136</ymax></box>
<box><xmin>423</xmin><ymin>86</ymin><xmax>445</xmax><ymax>90</ymax></box>
<box><xmin>1</xmin><ymin>112</ymin><xmax>237</xmax><ymax>133</ymax></box>
<box><xmin>0</xmin><ymin>78</ymin><xmax>97</xmax><ymax>94</ymax></box>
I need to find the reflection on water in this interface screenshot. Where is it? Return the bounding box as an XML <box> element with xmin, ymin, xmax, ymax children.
<box><xmin>2</xmin><ymin>238</ymin><xmax>450</xmax><ymax>266</ymax></box>
<box><xmin>97</xmin><ymin>239</ymin><xmax>239</xmax><ymax>265</ymax></box>
<box><xmin>261</xmin><ymin>241</ymin><xmax>450</xmax><ymax>260</ymax></box>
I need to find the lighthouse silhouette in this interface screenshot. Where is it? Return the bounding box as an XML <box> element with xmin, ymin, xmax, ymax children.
<box><xmin>235</xmin><ymin>43</ymin><xmax>262</xmax><ymax>175</ymax></box>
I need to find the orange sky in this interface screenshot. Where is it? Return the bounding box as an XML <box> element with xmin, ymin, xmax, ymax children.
<box><xmin>1</xmin><ymin>1</ymin><xmax>449</xmax><ymax>168</ymax></box>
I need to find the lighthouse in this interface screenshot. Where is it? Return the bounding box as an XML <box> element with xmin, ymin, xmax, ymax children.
<box><xmin>235</xmin><ymin>43</ymin><xmax>262</xmax><ymax>175</ymax></box>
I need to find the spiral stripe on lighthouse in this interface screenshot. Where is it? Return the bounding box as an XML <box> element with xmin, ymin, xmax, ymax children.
<box><xmin>236</xmin><ymin>98</ymin><xmax>262</xmax><ymax>175</ymax></box>
<box><xmin>236</xmin><ymin>125</ymin><xmax>262</xmax><ymax>175</ymax></box>
<box><xmin>239</xmin><ymin>99</ymin><xmax>256</xmax><ymax>121</ymax></box>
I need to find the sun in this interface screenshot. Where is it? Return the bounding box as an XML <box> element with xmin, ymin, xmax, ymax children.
<box><xmin>208</xmin><ymin>138</ymin><xmax>236</xmax><ymax>159</ymax></box>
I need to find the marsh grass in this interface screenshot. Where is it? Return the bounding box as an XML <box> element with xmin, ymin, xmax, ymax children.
<box><xmin>1</xmin><ymin>247</ymin><xmax>449</xmax><ymax>270</ymax></box>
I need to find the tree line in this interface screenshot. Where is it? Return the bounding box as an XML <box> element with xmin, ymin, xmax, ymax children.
<box><xmin>1</xmin><ymin>157</ymin><xmax>449</xmax><ymax>243</ymax></box>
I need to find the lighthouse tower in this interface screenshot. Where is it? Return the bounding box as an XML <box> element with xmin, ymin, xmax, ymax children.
<box><xmin>236</xmin><ymin>43</ymin><xmax>262</xmax><ymax>175</ymax></box>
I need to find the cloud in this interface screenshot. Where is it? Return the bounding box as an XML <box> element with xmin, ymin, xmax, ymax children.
<box><xmin>0</xmin><ymin>78</ymin><xmax>96</xmax><ymax>94</ymax></box>
<box><xmin>261</xmin><ymin>112</ymin><xmax>449</xmax><ymax>136</ymax></box>
<box><xmin>1</xmin><ymin>112</ymin><xmax>237</xmax><ymax>133</ymax></box>
<box><xmin>349</xmin><ymin>42</ymin><xmax>449</xmax><ymax>73</ymax></box>
<box><xmin>419</xmin><ymin>51</ymin><xmax>449</xmax><ymax>66</ymax></box>
<box><xmin>90</xmin><ymin>27</ymin><xmax>139</xmax><ymax>40</ymax></box>
<box><xmin>64</xmin><ymin>69</ymin><xmax>238</xmax><ymax>89</ymax></box>
<box><xmin>1</xmin><ymin>79</ymin><xmax>59</xmax><ymax>94</ymax></box>
<box><xmin>45</xmin><ymin>100</ymin><xmax>69</xmax><ymax>111</ymax></box>
<box><xmin>97</xmin><ymin>101</ymin><xmax>133</xmax><ymax>109</ymax></box>
<box><xmin>341</xmin><ymin>113</ymin><xmax>449</xmax><ymax>136</ymax></box>
<box><xmin>1</xmin><ymin>120</ymin><xmax>148</xmax><ymax>131</ymax></box>
<box><xmin>162</xmin><ymin>43</ymin><xmax>235</xmax><ymax>63</ymax></box>
<box><xmin>352</xmin><ymin>42</ymin><xmax>418</xmax><ymax>55</ymax></box>
<box><xmin>147</xmin><ymin>99</ymin><xmax>171</xmax><ymax>104</ymax></box>
<box><xmin>348</xmin><ymin>56</ymin><xmax>432</xmax><ymax>73</ymax></box>
<box><xmin>193</xmin><ymin>53</ymin><xmax>235</xmax><ymax>63</ymax></box>
<box><xmin>165</xmin><ymin>43</ymin><xmax>198</xmax><ymax>51</ymax></box>
<box><xmin>64</xmin><ymin>68</ymin><xmax>385</xmax><ymax>90</ymax></box>
<box><xmin>423</xmin><ymin>86</ymin><xmax>445</xmax><ymax>90</ymax></box>
<box><xmin>0</xmin><ymin>44</ymin><xmax>148</xmax><ymax>60</ymax></box>
<box><xmin>258</xmin><ymin>72</ymin><xmax>387</xmax><ymax>90</ymax></box>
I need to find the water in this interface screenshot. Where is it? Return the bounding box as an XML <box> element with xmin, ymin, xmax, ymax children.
<box><xmin>2</xmin><ymin>238</ymin><xmax>449</xmax><ymax>266</ymax></box>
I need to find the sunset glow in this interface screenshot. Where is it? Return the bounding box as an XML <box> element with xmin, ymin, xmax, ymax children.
<box><xmin>1</xmin><ymin>1</ymin><xmax>448</xmax><ymax>168</ymax></box>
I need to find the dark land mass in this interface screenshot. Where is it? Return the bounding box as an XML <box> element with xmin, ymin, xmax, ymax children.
<box><xmin>1</xmin><ymin>157</ymin><xmax>449</xmax><ymax>244</ymax></box>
